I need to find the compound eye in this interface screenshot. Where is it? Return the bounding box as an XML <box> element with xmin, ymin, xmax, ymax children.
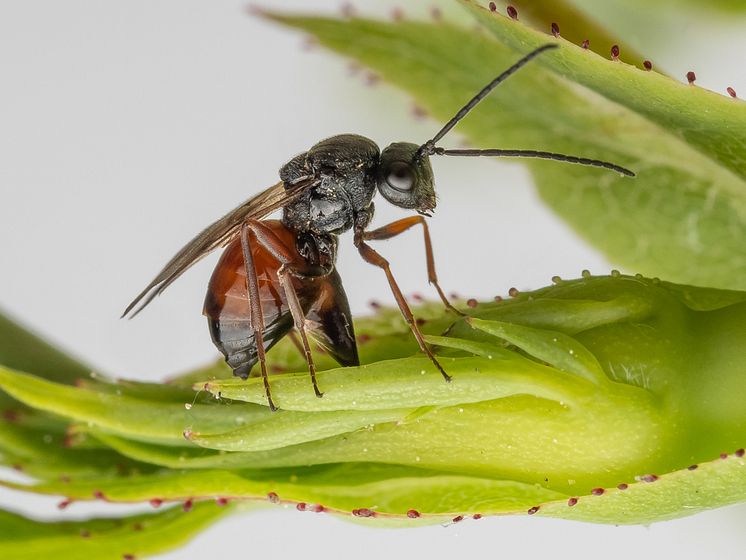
<box><xmin>385</xmin><ymin>162</ymin><xmax>414</xmax><ymax>192</ymax></box>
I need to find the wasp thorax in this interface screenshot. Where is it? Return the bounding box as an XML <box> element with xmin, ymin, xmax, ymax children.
<box><xmin>308</xmin><ymin>193</ymin><xmax>353</xmax><ymax>234</ymax></box>
<box><xmin>377</xmin><ymin>142</ymin><xmax>436</xmax><ymax>212</ymax></box>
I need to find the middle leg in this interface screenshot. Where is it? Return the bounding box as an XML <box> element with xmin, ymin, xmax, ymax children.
<box><xmin>354</xmin><ymin>233</ymin><xmax>451</xmax><ymax>382</ymax></box>
<box><xmin>363</xmin><ymin>215</ymin><xmax>462</xmax><ymax>315</ymax></box>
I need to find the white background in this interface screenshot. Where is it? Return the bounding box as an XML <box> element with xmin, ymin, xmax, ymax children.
<box><xmin>1</xmin><ymin>1</ymin><xmax>745</xmax><ymax>558</ymax></box>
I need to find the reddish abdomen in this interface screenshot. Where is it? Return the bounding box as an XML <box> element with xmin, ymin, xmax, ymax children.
<box><xmin>203</xmin><ymin>220</ymin><xmax>315</xmax><ymax>377</ymax></box>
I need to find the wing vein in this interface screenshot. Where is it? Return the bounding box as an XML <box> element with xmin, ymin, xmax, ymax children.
<box><xmin>122</xmin><ymin>178</ymin><xmax>315</xmax><ymax>318</ymax></box>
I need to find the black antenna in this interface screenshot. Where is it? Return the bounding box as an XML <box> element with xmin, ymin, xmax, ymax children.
<box><xmin>418</xmin><ymin>43</ymin><xmax>636</xmax><ymax>177</ymax></box>
<box><xmin>418</xmin><ymin>44</ymin><xmax>558</xmax><ymax>157</ymax></box>
<box><xmin>434</xmin><ymin>147</ymin><xmax>635</xmax><ymax>177</ymax></box>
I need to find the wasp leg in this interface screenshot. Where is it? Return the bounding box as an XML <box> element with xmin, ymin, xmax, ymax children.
<box><xmin>239</xmin><ymin>223</ymin><xmax>276</xmax><ymax>411</ymax></box>
<box><xmin>363</xmin><ymin>216</ymin><xmax>463</xmax><ymax>315</ymax></box>
<box><xmin>245</xmin><ymin>220</ymin><xmax>325</xmax><ymax>399</ymax></box>
<box><xmin>277</xmin><ymin>264</ymin><xmax>323</xmax><ymax>398</ymax></box>
<box><xmin>354</xmin><ymin>233</ymin><xmax>451</xmax><ymax>382</ymax></box>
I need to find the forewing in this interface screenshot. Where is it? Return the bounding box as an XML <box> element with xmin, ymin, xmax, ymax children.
<box><xmin>122</xmin><ymin>178</ymin><xmax>314</xmax><ymax>318</ymax></box>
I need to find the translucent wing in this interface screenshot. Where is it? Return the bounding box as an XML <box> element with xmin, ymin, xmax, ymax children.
<box><xmin>122</xmin><ymin>178</ymin><xmax>315</xmax><ymax>318</ymax></box>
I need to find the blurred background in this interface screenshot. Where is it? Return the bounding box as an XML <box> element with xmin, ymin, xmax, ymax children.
<box><xmin>1</xmin><ymin>1</ymin><xmax>745</xmax><ymax>558</ymax></box>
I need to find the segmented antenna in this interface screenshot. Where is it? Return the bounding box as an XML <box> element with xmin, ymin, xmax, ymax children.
<box><xmin>418</xmin><ymin>44</ymin><xmax>558</xmax><ymax>157</ymax></box>
<box><xmin>419</xmin><ymin>43</ymin><xmax>635</xmax><ymax>177</ymax></box>
<box><xmin>434</xmin><ymin>148</ymin><xmax>635</xmax><ymax>177</ymax></box>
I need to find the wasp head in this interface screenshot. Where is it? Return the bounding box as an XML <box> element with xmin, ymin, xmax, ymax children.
<box><xmin>377</xmin><ymin>142</ymin><xmax>436</xmax><ymax>214</ymax></box>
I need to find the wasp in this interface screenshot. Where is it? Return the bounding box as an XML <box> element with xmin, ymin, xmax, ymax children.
<box><xmin>123</xmin><ymin>45</ymin><xmax>634</xmax><ymax>410</ymax></box>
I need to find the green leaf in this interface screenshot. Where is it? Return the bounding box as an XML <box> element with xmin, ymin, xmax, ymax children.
<box><xmin>0</xmin><ymin>464</ymin><xmax>569</xmax><ymax>521</ymax></box>
<box><xmin>199</xmin><ymin>355</ymin><xmax>588</xmax><ymax>412</ymax></box>
<box><xmin>0</xmin><ymin>502</ymin><xmax>234</xmax><ymax>560</ymax></box>
<box><xmin>489</xmin><ymin>0</ymin><xmax>649</xmax><ymax>67</ymax></box>
<box><xmin>5</xmin><ymin>452</ymin><xmax>746</xmax><ymax>526</ymax></box>
<box><xmin>0</xmin><ymin>308</ymin><xmax>90</xmax><ymax>384</ymax></box>
<box><xmin>608</xmin><ymin>0</ymin><xmax>746</xmax><ymax>13</ymax></box>
<box><xmin>185</xmin><ymin>407</ymin><xmax>416</xmax><ymax>452</ymax></box>
<box><xmin>0</xmin><ymin>419</ymin><xmax>156</xmax><ymax>478</ymax></box>
<box><xmin>0</xmin><ymin>309</ymin><xmax>116</xmax><ymax>472</ymax></box>
<box><xmin>457</xmin><ymin>0</ymin><xmax>746</xmax><ymax>178</ymax></box>
<box><xmin>465</xmin><ymin>317</ymin><xmax>609</xmax><ymax>384</ymax></box>
<box><xmin>6</xmin><ymin>275</ymin><xmax>746</xmax><ymax>525</ymax></box>
<box><xmin>265</xmin><ymin>10</ymin><xmax>746</xmax><ymax>290</ymax></box>
<box><xmin>0</xmin><ymin>366</ymin><xmax>270</xmax><ymax>445</ymax></box>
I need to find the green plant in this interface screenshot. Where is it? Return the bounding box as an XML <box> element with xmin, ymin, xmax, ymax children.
<box><xmin>2</xmin><ymin>2</ymin><xmax>744</xmax><ymax>558</ymax></box>
<box><xmin>3</xmin><ymin>274</ymin><xmax>746</xmax><ymax>552</ymax></box>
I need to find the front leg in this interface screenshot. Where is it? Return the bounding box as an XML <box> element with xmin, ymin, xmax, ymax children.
<box><xmin>363</xmin><ymin>215</ymin><xmax>462</xmax><ymax>315</ymax></box>
<box><xmin>353</xmin><ymin>229</ymin><xmax>451</xmax><ymax>382</ymax></box>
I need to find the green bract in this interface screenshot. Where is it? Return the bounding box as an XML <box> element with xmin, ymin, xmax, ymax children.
<box><xmin>0</xmin><ymin>503</ymin><xmax>235</xmax><ymax>560</ymax></box>
<box><xmin>2</xmin><ymin>275</ymin><xmax>746</xmax><ymax>533</ymax></box>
